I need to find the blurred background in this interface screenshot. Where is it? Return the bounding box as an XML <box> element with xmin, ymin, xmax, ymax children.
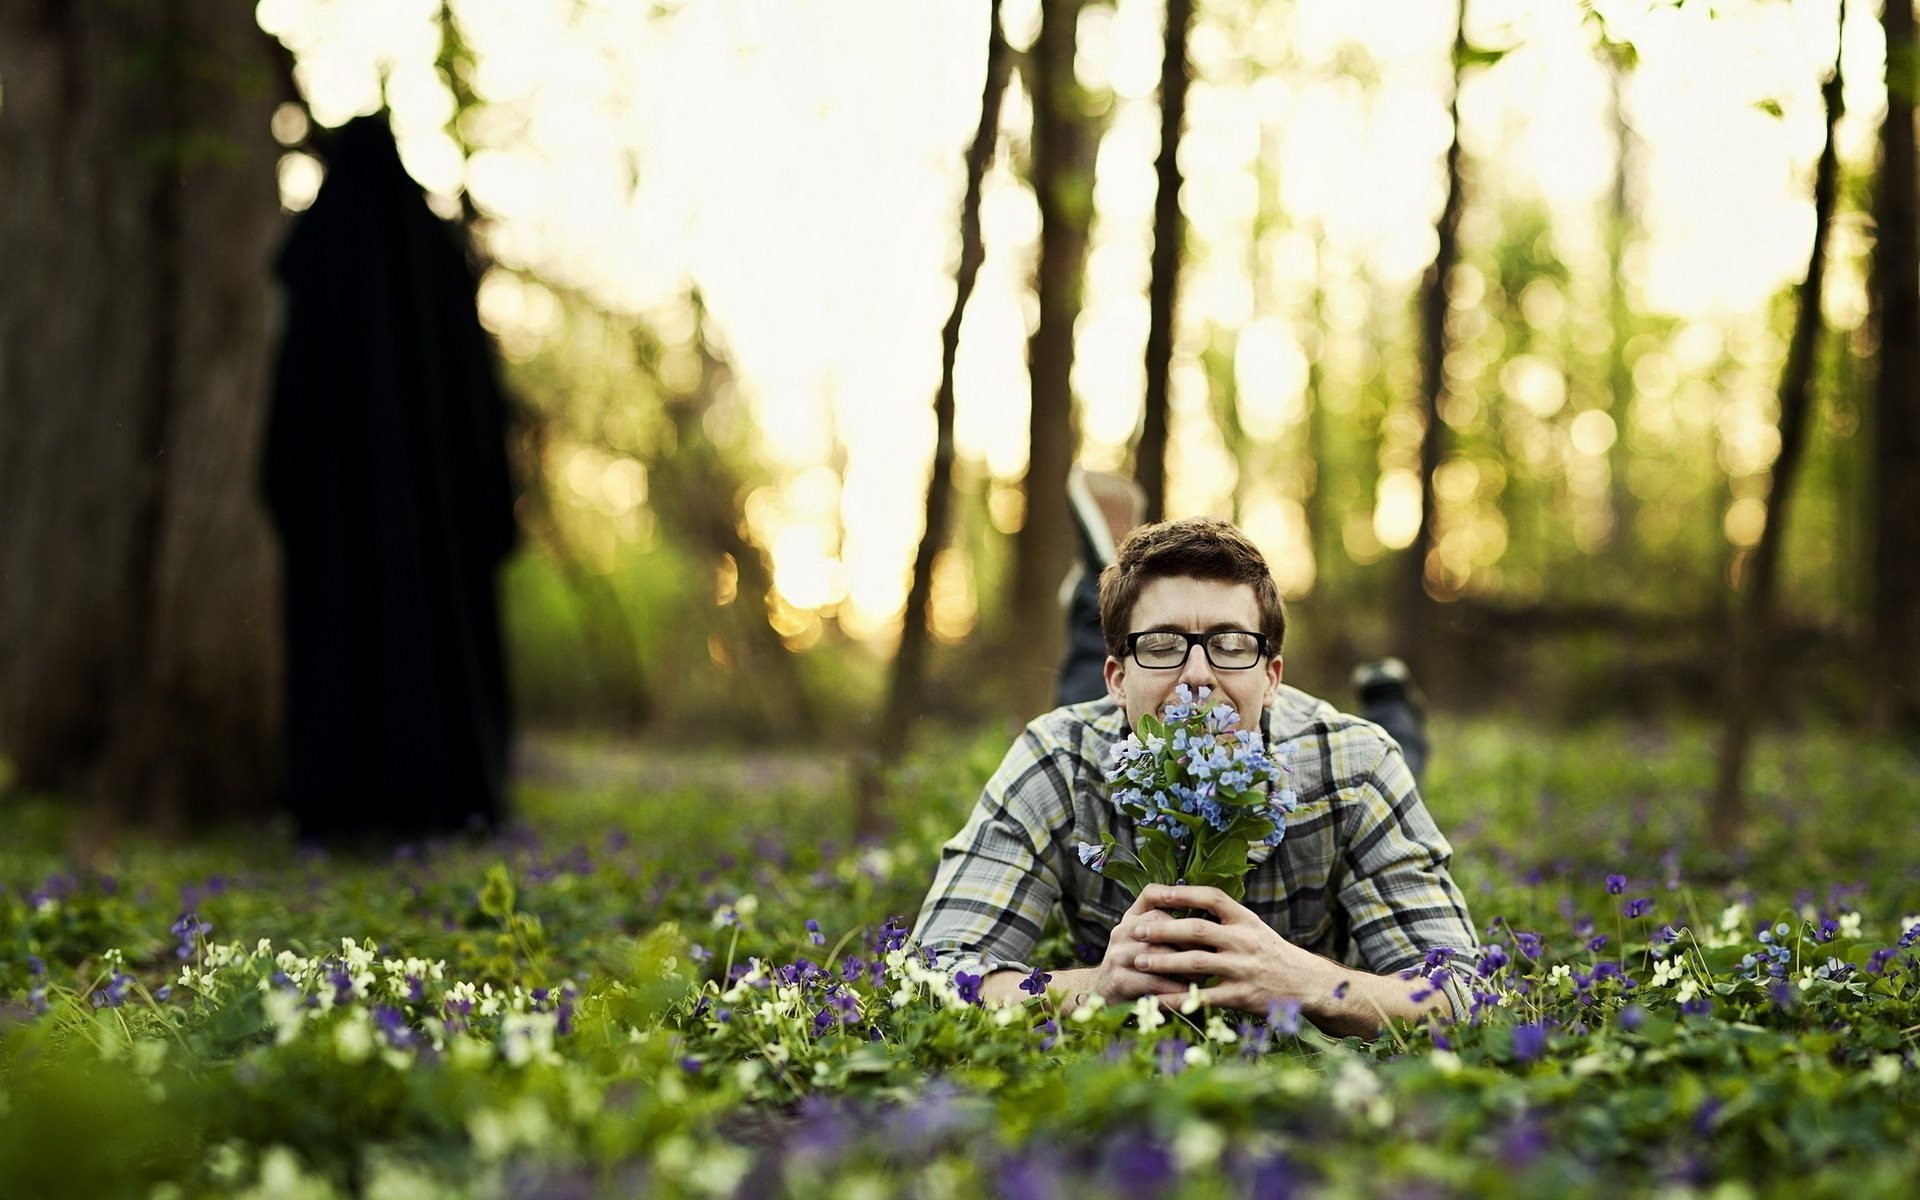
<box><xmin>0</xmin><ymin>0</ymin><xmax>1915</xmax><ymax>839</ymax></box>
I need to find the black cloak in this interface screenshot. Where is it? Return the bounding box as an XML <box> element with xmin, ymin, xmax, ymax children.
<box><xmin>263</xmin><ymin>115</ymin><xmax>517</xmax><ymax>842</ymax></box>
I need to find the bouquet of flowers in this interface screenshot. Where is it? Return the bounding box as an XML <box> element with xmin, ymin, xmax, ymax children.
<box><xmin>1078</xmin><ymin>684</ymin><xmax>1297</xmax><ymax>902</ymax></box>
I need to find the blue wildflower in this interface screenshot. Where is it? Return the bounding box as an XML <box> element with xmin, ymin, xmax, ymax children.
<box><xmin>90</xmin><ymin>972</ymin><xmax>134</xmax><ymax>1009</ymax></box>
<box><xmin>1019</xmin><ymin>967</ymin><xmax>1052</xmax><ymax>997</ymax></box>
<box><xmin>1624</xmin><ymin>897</ymin><xmax>1654</xmax><ymax>919</ymax></box>
<box><xmin>955</xmin><ymin>971</ymin><xmax>984</xmax><ymax>1005</ymax></box>
<box><xmin>1511</xmin><ymin>1022</ymin><xmax>1547</xmax><ymax>1062</ymax></box>
<box><xmin>1605</xmin><ymin>874</ymin><xmax>1626</xmax><ymax>895</ymax></box>
<box><xmin>806</xmin><ymin>919</ymin><xmax>826</xmax><ymax>947</ymax></box>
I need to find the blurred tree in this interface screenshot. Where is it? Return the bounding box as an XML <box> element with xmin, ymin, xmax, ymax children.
<box><xmin>1136</xmin><ymin>0</ymin><xmax>1194</xmax><ymax>525</ymax></box>
<box><xmin>863</xmin><ymin>0</ymin><xmax>1011</xmax><ymax>830</ymax></box>
<box><xmin>637</xmin><ymin>311</ymin><xmax>820</xmax><ymax>738</ymax></box>
<box><xmin>0</xmin><ymin>3</ymin><xmax>284</xmax><ymax>829</ymax></box>
<box><xmin>1871</xmin><ymin>0</ymin><xmax>1920</xmax><ymax>739</ymax></box>
<box><xmin>1711</xmin><ymin>38</ymin><xmax>1844</xmax><ymax>846</ymax></box>
<box><xmin>1601</xmin><ymin>37</ymin><xmax>1643</xmax><ymax>567</ymax></box>
<box><xmin>1011</xmin><ymin>0</ymin><xmax>1097</xmax><ymax>715</ymax></box>
<box><xmin>1395</xmin><ymin>0</ymin><xmax>1472</xmax><ymax>677</ymax></box>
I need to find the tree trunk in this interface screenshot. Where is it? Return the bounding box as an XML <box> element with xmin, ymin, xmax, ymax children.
<box><xmin>1010</xmin><ymin>0</ymin><xmax>1095</xmax><ymax>716</ymax></box>
<box><xmin>1709</xmin><ymin>42</ymin><xmax>1844</xmax><ymax>848</ymax></box>
<box><xmin>1604</xmin><ymin>53</ymin><xmax>1641</xmax><ymax>562</ymax></box>
<box><xmin>0</xmin><ymin>2</ymin><xmax>285</xmax><ymax>830</ymax></box>
<box><xmin>858</xmin><ymin>0</ymin><xmax>1010</xmax><ymax>832</ymax></box>
<box><xmin>642</xmin><ymin>319</ymin><xmax>819</xmax><ymax>738</ymax></box>
<box><xmin>1871</xmin><ymin>0</ymin><xmax>1920</xmax><ymax>740</ymax></box>
<box><xmin>1394</xmin><ymin>0</ymin><xmax>1469</xmax><ymax>676</ymax></box>
<box><xmin>1136</xmin><ymin>0</ymin><xmax>1193</xmax><ymax>525</ymax></box>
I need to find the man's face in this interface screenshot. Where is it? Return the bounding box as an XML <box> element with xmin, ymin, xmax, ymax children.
<box><xmin>1103</xmin><ymin>575</ymin><xmax>1283</xmax><ymax>730</ymax></box>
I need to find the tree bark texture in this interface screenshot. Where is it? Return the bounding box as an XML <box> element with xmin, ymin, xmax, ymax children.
<box><xmin>1136</xmin><ymin>0</ymin><xmax>1193</xmax><ymax>525</ymax></box>
<box><xmin>1872</xmin><ymin>0</ymin><xmax>1920</xmax><ymax>738</ymax></box>
<box><xmin>861</xmin><ymin>0</ymin><xmax>1011</xmax><ymax>830</ymax></box>
<box><xmin>1710</xmin><ymin>46</ymin><xmax>1843</xmax><ymax>847</ymax></box>
<box><xmin>1011</xmin><ymin>0</ymin><xmax>1094</xmax><ymax>716</ymax></box>
<box><xmin>0</xmin><ymin>1</ymin><xmax>285</xmax><ymax>827</ymax></box>
<box><xmin>1394</xmin><ymin>0</ymin><xmax>1468</xmax><ymax>676</ymax></box>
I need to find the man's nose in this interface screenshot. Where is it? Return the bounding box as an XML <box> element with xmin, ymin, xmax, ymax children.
<box><xmin>1177</xmin><ymin>641</ymin><xmax>1220</xmax><ymax>690</ymax></box>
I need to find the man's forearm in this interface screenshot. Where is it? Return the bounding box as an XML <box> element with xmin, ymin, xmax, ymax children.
<box><xmin>980</xmin><ymin>966</ymin><xmax>1103</xmax><ymax>1009</ymax></box>
<box><xmin>1307</xmin><ymin>961</ymin><xmax>1452</xmax><ymax>1038</ymax></box>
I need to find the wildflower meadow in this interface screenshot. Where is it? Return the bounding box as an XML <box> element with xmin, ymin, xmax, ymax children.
<box><xmin>4</xmin><ymin>721</ymin><xmax>1920</xmax><ymax>1199</ymax></box>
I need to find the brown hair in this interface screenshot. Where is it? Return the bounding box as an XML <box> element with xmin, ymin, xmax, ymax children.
<box><xmin>1097</xmin><ymin>517</ymin><xmax>1286</xmax><ymax>660</ymax></box>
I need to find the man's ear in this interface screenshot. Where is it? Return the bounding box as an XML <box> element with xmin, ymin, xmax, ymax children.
<box><xmin>1265</xmin><ymin>654</ymin><xmax>1284</xmax><ymax>707</ymax></box>
<box><xmin>1103</xmin><ymin>656</ymin><xmax>1126</xmax><ymax>707</ymax></box>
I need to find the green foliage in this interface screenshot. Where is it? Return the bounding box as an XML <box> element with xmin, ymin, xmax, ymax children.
<box><xmin>2</xmin><ymin>722</ymin><xmax>1918</xmax><ymax>1196</ymax></box>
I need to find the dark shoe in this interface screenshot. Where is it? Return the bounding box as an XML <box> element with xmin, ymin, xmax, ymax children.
<box><xmin>1067</xmin><ymin>467</ymin><xmax>1146</xmax><ymax>570</ymax></box>
<box><xmin>1352</xmin><ymin>657</ymin><xmax>1424</xmax><ymax>714</ymax></box>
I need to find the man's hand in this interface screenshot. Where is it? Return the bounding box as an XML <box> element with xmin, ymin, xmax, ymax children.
<box><xmin>1088</xmin><ymin>887</ymin><xmax>1200</xmax><ymax>1004</ymax></box>
<box><xmin>1129</xmin><ymin>884</ymin><xmax>1450</xmax><ymax>1036</ymax></box>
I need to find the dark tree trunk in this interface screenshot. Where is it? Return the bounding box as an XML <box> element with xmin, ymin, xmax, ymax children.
<box><xmin>1872</xmin><ymin>0</ymin><xmax>1920</xmax><ymax>739</ymax></box>
<box><xmin>1605</xmin><ymin>54</ymin><xmax>1640</xmax><ymax>561</ymax></box>
<box><xmin>859</xmin><ymin>0</ymin><xmax>1010</xmax><ymax>832</ymax></box>
<box><xmin>1394</xmin><ymin>0</ymin><xmax>1469</xmax><ymax>676</ymax></box>
<box><xmin>1010</xmin><ymin>0</ymin><xmax>1095</xmax><ymax>716</ymax></box>
<box><xmin>1136</xmin><ymin>0</ymin><xmax>1193</xmax><ymax>525</ymax></box>
<box><xmin>1710</xmin><ymin>43</ymin><xmax>1844</xmax><ymax>847</ymax></box>
<box><xmin>0</xmin><ymin>1</ymin><xmax>285</xmax><ymax>830</ymax></box>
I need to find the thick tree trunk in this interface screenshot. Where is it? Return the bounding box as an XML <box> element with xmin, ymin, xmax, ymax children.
<box><xmin>1872</xmin><ymin>0</ymin><xmax>1920</xmax><ymax>739</ymax></box>
<box><xmin>1710</xmin><ymin>47</ymin><xmax>1844</xmax><ymax>848</ymax></box>
<box><xmin>858</xmin><ymin>0</ymin><xmax>1010</xmax><ymax>831</ymax></box>
<box><xmin>0</xmin><ymin>2</ymin><xmax>284</xmax><ymax>829</ymax></box>
<box><xmin>1394</xmin><ymin>0</ymin><xmax>1469</xmax><ymax>676</ymax></box>
<box><xmin>1010</xmin><ymin>0</ymin><xmax>1095</xmax><ymax>716</ymax></box>
<box><xmin>1136</xmin><ymin>0</ymin><xmax>1193</xmax><ymax>525</ymax></box>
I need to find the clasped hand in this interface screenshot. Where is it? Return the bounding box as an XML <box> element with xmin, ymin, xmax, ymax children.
<box><xmin>1093</xmin><ymin>883</ymin><xmax>1332</xmax><ymax>1014</ymax></box>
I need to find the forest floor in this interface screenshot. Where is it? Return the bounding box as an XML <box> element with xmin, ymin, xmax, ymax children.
<box><xmin>3</xmin><ymin>718</ymin><xmax>1919</xmax><ymax>1198</ymax></box>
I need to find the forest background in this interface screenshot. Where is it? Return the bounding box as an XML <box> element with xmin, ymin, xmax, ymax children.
<box><xmin>1</xmin><ymin>0</ymin><xmax>1917</xmax><ymax>848</ymax></box>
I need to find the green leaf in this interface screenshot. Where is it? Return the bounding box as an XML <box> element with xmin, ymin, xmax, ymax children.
<box><xmin>1455</xmin><ymin>42</ymin><xmax>1512</xmax><ymax>71</ymax></box>
<box><xmin>1754</xmin><ymin>97</ymin><xmax>1784</xmax><ymax>119</ymax></box>
<box><xmin>477</xmin><ymin>862</ymin><xmax>516</xmax><ymax>920</ymax></box>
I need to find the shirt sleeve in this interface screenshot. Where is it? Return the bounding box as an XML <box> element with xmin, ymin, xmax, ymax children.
<box><xmin>1332</xmin><ymin>735</ymin><xmax>1479</xmax><ymax>1022</ymax></box>
<box><xmin>910</xmin><ymin>720</ymin><xmax>1078</xmax><ymax>982</ymax></box>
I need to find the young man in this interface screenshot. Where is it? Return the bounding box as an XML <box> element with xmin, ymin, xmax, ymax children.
<box><xmin>912</xmin><ymin>518</ymin><xmax>1477</xmax><ymax>1036</ymax></box>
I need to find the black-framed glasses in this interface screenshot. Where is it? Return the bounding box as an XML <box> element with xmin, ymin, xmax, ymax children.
<box><xmin>1124</xmin><ymin>629</ymin><xmax>1269</xmax><ymax>670</ymax></box>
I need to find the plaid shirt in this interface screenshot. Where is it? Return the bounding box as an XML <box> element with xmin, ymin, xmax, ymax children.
<box><xmin>912</xmin><ymin>685</ymin><xmax>1478</xmax><ymax>1018</ymax></box>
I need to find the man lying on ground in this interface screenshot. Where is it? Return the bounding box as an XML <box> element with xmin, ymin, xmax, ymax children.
<box><xmin>912</xmin><ymin>517</ymin><xmax>1476</xmax><ymax>1037</ymax></box>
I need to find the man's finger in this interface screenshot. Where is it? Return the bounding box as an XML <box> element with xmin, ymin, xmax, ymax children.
<box><xmin>1154</xmin><ymin>985</ymin><xmax>1230</xmax><ymax>1012</ymax></box>
<box><xmin>1134</xmin><ymin>949</ymin><xmax>1221</xmax><ymax>977</ymax></box>
<box><xmin>1136</xmin><ymin>916</ymin><xmax>1232</xmax><ymax>948</ymax></box>
<box><xmin>1143</xmin><ymin>884</ymin><xmax>1246</xmax><ymax>921</ymax></box>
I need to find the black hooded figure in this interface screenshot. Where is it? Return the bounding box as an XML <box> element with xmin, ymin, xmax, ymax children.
<box><xmin>263</xmin><ymin>115</ymin><xmax>517</xmax><ymax>843</ymax></box>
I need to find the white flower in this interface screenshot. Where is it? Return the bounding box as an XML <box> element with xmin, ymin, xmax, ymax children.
<box><xmin>334</xmin><ymin>1011</ymin><xmax>374</xmax><ymax>1063</ymax></box>
<box><xmin>1719</xmin><ymin>903</ymin><xmax>1747</xmax><ymax>933</ymax></box>
<box><xmin>1132</xmin><ymin>995</ymin><xmax>1167</xmax><ymax>1032</ymax></box>
<box><xmin>1172</xmin><ymin>1120</ymin><xmax>1225</xmax><ymax>1169</ymax></box>
<box><xmin>1839</xmin><ymin>912</ymin><xmax>1863</xmax><ymax>939</ymax></box>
